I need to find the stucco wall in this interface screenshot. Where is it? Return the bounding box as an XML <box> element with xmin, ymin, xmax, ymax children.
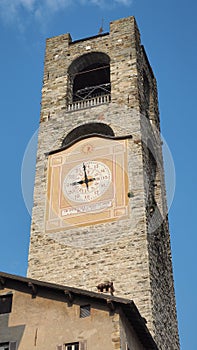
<box><xmin>0</xmin><ymin>288</ymin><xmax>121</xmax><ymax>350</ymax></box>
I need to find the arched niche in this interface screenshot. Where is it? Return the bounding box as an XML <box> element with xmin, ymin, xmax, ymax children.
<box><xmin>62</xmin><ymin>122</ymin><xmax>114</xmax><ymax>147</ymax></box>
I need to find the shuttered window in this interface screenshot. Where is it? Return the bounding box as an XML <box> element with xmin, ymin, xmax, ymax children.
<box><xmin>80</xmin><ymin>305</ymin><xmax>90</xmax><ymax>318</ymax></box>
<box><xmin>0</xmin><ymin>294</ymin><xmax>13</xmax><ymax>314</ymax></box>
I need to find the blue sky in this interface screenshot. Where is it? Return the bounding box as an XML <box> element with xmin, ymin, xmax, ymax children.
<box><xmin>0</xmin><ymin>0</ymin><xmax>196</xmax><ymax>348</ymax></box>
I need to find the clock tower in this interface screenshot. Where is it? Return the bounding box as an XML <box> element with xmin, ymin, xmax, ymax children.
<box><xmin>27</xmin><ymin>16</ymin><xmax>179</xmax><ymax>349</ymax></box>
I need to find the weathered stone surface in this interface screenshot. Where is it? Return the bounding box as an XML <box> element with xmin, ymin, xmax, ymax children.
<box><xmin>27</xmin><ymin>16</ymin><xmax>179</xmax><ymax>349</ymax></box>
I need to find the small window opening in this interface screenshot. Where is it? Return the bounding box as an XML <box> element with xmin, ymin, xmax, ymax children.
<box><xmin>0</xmin><ymin>294</ymin><xmax>13</xmax><ymax>314</ymax></box>
<box><xmin>147</xmin><ymin>145</ymin><xmax>157</xmax><ymax>202</ymax></box>
<box><xmin>0</xmin><ymin>343</ymin><xmax>9</xmax><ymax>350</ymax></box>
<box><xmin>80</xmin><ymin>305</ymin><xmax>90</xmax><ymax>318</ymax></box>
<box><xmin>65</xmin><ymin>343</ymin><xmax>79</xmax><ymax>350</ymax></box>
<box><xmin>143</xmin><ymin>70</ymin><xmax>150</xmax><ymax>110</ymax></box>
<box><xmin>0</xmin><ymin>343</ymin><xmax>16</xmax><ymax>350</ymax></box>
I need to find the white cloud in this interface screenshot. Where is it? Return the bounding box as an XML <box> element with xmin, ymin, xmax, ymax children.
<box><xmin>0</xmin><ymin>0</ymin><xmax>132</xmax><ymax>28</ymax></box>
<box><xmin>0</xmin><ymin>0</ymin><xmax>71</xmax><ymax>26</ymax></box>
<box><xmin>20</xmin><ymin>0</ymin><xmax>36</xmax><ymax>11</ymax></box>
<box><xmin>81</xmin><ymin>0</ymin><xmax>132</xmax><ymax>7</ymax></box>
<box><xmin>44</xmin><ymin>0</ymin><xmax>72</xmax><ymax>11</ymax></box>
<box><xmin>115</xmin><ymin>0</ymin><xmax>132</xmax><ymax>5</ymax></box>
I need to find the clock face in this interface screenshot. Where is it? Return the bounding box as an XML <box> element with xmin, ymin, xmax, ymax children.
<box><xmin>63</xmin><ymin>161</ymin><xmax>112</xmax><ymax>203</ymax></box>
<box><xmin>45</xmin><ymin>136</ymin><xmax>129</xmax><ymax>231</ymax></box>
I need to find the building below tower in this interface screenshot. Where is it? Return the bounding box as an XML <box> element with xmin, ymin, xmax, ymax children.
<box><xmin>0</xmin><ymin>271</ymin><xmax>158</xmax><ymax>350</ymax></box>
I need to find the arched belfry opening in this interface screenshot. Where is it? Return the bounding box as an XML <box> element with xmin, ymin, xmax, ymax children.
<box><xmin>67</xmin><ymin>52</ymin><xmax>111</xmax><ymax>108</ymax></box>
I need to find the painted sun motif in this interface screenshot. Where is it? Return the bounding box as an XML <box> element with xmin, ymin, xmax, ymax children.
<box><xmin>81</xmin><ymin>143</ymin><xmax>94</xmax><ymax>154</ymax></box>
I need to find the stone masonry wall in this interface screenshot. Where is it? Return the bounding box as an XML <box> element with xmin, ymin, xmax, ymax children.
<box><xmin>27</xmin><ymin>16</ymin><xmax>179</xmax><ymax>349</ymax></box>
<box><xmin>137</xmin><ymin>47</ymin><xmax>179</xmax><ymax>348</ymax></box>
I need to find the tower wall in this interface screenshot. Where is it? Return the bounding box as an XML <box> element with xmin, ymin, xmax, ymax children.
<box><xmin>27</xmin><ymin>17</ymin><xmax>179</xmax><ymax>349</ymax></box>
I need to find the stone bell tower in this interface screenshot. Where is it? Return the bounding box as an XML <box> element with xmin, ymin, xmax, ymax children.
<box><xmin>27</xmin><ymin>16</ymin><xmax>179</xmax><ymax>349</ymax></box>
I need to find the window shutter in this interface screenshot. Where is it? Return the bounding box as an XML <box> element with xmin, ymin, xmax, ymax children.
<box><xmin>0</xmin><ymin>294</ymin><xmax>13</xmax><ymax>314</ymax></box>
<box><xmin>9</xmin><ymin>342</ymin><xmax>17</xmax><ymax>350</ymax></box>
<box><xmin>80</xmin><ymin>305</ymin><xmax>90</xmax><ymax>318</ymax></box>
<box><xmin>56</xmin><ymin>346</ymin><xmax>63</xmax><ymax>350</ymax></box>
<box><xmin>79</xmin><ymin>340</ymin><xmax>87</xmax><ymax>350</ymax></box>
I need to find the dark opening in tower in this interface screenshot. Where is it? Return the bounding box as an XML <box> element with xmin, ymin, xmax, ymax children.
<box><xmin>62</xmin><ymin>122</ymin><xmax>114</xmax><ymax>147</ymax></box>
<box><xmin>67</xmin><ymin>52</ymin><xmax>110</xmax><ymax>104</ymax></box>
